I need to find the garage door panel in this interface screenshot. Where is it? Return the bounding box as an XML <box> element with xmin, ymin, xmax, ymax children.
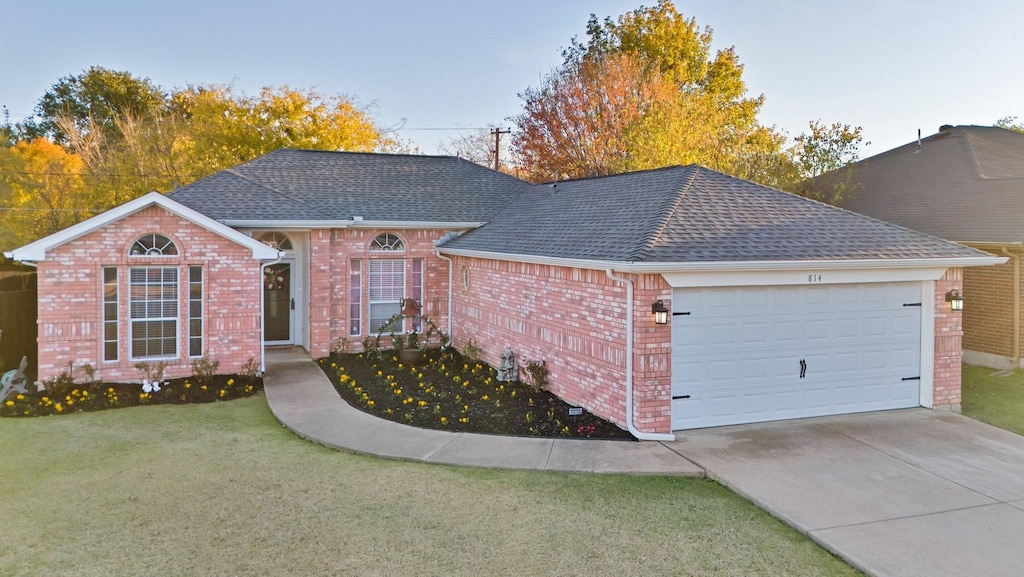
<box><xmin>672</xmin><ymin>282</ymin><xmax>922</xmax><ymax>430</ymax></box>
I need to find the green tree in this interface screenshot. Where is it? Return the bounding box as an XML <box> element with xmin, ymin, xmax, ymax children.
<box><xmin>0</xmin><ymin>138</ymin><xmax>95</xmax><ymax>250</ymax></box>
<box><xmin>512</xmin><ymin>1</ymin><xmax>784</xmax><ymax>182</ymax></box>
<box><xmin>996</xmin><ymin>116</ymin><xmax>1024</xmax><ymax>133</ymax></box>
<box><xmin>789</xmin><ymin>120</ymin><xmax>867</xmax><ymax>204</ymax></box>
<box><xmin>22</xmin><ymin>66</ymin><xmax>166</xmax><ymax>146</ymax></box>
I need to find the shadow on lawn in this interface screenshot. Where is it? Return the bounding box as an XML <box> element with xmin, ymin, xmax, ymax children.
<box><xmin>319</xmin><ymin>349</ymin><xmax>634</xmax><ymax>440</ymax></box>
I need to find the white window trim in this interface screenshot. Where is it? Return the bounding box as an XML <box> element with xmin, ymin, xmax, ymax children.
<box><xmin>129</xmin><ymin>266</ymin><xmax>179</xmax><ymax>361</ymax></box>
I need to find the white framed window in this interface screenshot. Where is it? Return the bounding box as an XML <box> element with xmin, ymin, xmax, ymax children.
<box><xmin>349</xmin><ymin>259</ymin><xmax>361</xmax><ymax>336</ymax></box>
<box><xmin>255</xmin><ymin>231</ymin><xmax>293</xmax><ymax>251</ymax></box>
<box><xmin>130</xmin><ymin>234</ymin><xmax>177</xmax><ymax>256</ymax></box>
<box><xmin>188</xmin><ymin>266</ymin><xmax>203</xmax><ymax>357</ymax></box>
<box><xmin>103</xmin><ymin>267</ymin><xmax>118</xmax><ymax>361</ymax></box>
<box><xmin>130</xmin><ymin>267</ymin><xmax>178</xmax><ymax>359</ymax></box>
<box><xmin>370</xmin><ymin>233</ymin><xmax>404</xmax><ymax>252</ymax></box>
<box><xmin>369</xmin><ymin>259</ymin><xmax>404</xmax><ymax>332</ymax></box>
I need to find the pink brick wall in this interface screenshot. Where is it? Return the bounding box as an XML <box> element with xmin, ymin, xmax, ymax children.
<box><xmin>37</xmin><ymin>205</ymin><xmax>262</xmax><ymax>383</ymax></box>
<box><xmin>311</xmin><ymin>228</ymin><xmax>452</xmax><ymax>358</ymax></box>
<box><xmin>934</xmin><ymin>268</ymin><xmax>964</xmax><ymax>409</ymax></box>
<box><xmin>448</xmin><ymin>256</ymin><xmax>672</xmax><ymax>434</ymax></box>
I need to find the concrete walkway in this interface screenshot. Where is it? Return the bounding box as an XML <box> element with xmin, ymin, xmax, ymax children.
<box><xmin>264</xmin><ymin>348</ymin><xmax>1024</xmax><ymax>577</ymax></box>
<box><xmin>262</xmin><ymin>348</ymin><xmax>703</xmax><ymax>475</ymax></box>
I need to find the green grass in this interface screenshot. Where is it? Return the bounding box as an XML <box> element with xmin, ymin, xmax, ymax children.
<box><xmin>962</xmin><ymin>365</ymin><xmax>1024</xmax><ymax>435</ymax></box>
<box><xmin>0</xmin><ymin>397</ymin><xmax>858</xmax><ymax>577</ymax></box>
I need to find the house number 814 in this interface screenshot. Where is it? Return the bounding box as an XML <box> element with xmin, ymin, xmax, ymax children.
<box><xmin>808</xmin><ymin>274</ymin><xmax>822</xmax><ymax>283</ymax></box>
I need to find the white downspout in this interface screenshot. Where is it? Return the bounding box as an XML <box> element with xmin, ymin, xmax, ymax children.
<box><xmin>434</xmin><ymin>250</ymin><xmax>455</xmax><ymax>341</ymax></box>
<box><xmin>259</xmin><ymin>251</ymin><xmax>284</xmax><ymax>375</ymax></box>
<box><xmin>606</xmin><ymin>269</ymin><xmax>675</xmax><ymax>441</ymax></box>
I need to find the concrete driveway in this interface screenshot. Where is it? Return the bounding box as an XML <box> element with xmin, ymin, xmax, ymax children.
<box><xmin>666</xmin><ymin>409</ymin><xmax>1024</xmax><ymax>577</ymax></box>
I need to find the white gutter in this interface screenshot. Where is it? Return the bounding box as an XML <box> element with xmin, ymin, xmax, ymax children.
<box><xmin>605</xmin><ymin>269</ymin><xmax>675</xmax><ymax>442</ymax></box>
<box><xmin>223</xmin><ymin>219</ymin><xmax>485</xmax><ymax>230</ymax></box>
<box><xmin>436</xmin><ymin>247</ymin><xmax>1005</xmax><ymax>273</ymax></box>
<box><xmin>259</xmin><ymin>251</ymin><xmax>285</xmax><ymax>375</ymax></box>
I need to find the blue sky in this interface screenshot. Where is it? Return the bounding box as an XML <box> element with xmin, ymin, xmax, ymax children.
<box><xmin>2</xmin><ymin>0</ymin><xmax>1022</xmax><ymax>158</ymax></box>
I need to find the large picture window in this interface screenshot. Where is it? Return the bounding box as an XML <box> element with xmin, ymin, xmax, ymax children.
<box><xmin>130</xmin><ymin>267</ymin><xmax>178</xmax><ymax>359</ymax></box>
<box><xmin>369</xmin><ymin>259</ymin><xmax>404</xmax><ymax>332</ymax></box>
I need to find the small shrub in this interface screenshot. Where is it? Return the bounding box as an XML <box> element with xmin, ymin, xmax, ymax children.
<box><xmin>390</xmin><ymin>334</ymin><xmax>405</xmax><ymax>351</ymax></box>
<box><xmin>81</xmin><ymin>363</ymin><xmax>97</xmax><ymax>384</ymax></box>
<box><xmin>190</xmin><ymin>354</ymin><xmax>220</xmax><ymax>387</ymax></box>
<box><xmin>462</xmin><ymin>339</ymin><xmax>481</xmax><ymax>363</ymax></box>
<box><xmin>522</xmin><ymin>359</ymin><xmax>548</xmax><ymax>393</ymax></box>
<box><xmin>362</xmin><ymin>335</ymin><xmax>379</xmax><ymax>357</ymax></box>
<box><xmin>334</xmin><ymin>336</ymin><xmax>350</xmax><ymax>354</ymax></box>
<box><xmin>134</xmin><ymin>361</ymin><xmax>167</xmax><ymax>385</ymax></box>
<box><xmin>40</xmin><ymin>361</ymin><xmax>76</xmax><ymax>396</ymax></box>
<box><xmin>240</xmin><ymin>356</ymin><xmax>261</xmax><ymax>384</ymax></box>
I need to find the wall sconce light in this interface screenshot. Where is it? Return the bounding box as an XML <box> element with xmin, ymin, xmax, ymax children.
<box><xmin>945</xmin><ymin>289</ymin><xmax>964</xmax><ymax>311</ymax></box>
<box><xmin>652</xmin><ymin>300</ymin><xmax>669</xmax><ymax>325</ymax></box>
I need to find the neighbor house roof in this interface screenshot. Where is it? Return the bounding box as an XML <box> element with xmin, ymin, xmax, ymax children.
<box><xmin>168</xmin><ymin>149</ymin><xmax>532</xmax><ymax>225</ymax></box>
<box><xmin>834</xmin><ymin>125</ymin><xmax>1024</xmax><ymax>245</ymax></box>
<box><xmin>439</xmin><ymin>165</ymin><xmax>994</xmax><ymax>267</ymax></box>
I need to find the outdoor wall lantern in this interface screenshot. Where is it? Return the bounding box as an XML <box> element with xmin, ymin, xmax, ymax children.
<box><xmin>652</xmin><ymin>300</ymin><xmax>669</xmax><ymax>325</ymax></box>
<box><xmin>945</xmin><ymin>289</ymin><xmax>964</xmax><ymax>312</ymax></box>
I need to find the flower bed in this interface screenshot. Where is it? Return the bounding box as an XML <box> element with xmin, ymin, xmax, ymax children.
<box><xmin>0</xmin><ymin>374</ymin><xmax>262</xmax><ymax>417</ymax></box>
<box><xmin>319</xmin><ymin>349</ymin><xmax>634</xmax><ymax>440</ymax></box>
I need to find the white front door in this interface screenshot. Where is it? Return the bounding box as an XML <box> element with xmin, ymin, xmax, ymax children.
<box><xmin>671</xmin><ymin>282</ymin><xmax>922</xmax><ymax>430</ymax></box>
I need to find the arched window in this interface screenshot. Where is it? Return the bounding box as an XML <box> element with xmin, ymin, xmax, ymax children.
<box><xmin>130</xmin><ymin>234</ymin><xmax>177</xmax><ymax>256</ymax></box>
<box><xmin>255</xmin><ymin>231</ymin><xmax>293</xmax><ymax>251</ymax></box>
<box><xmin>370</xmin><ymin>233</ymin><xmax>404</xmax><ymax>252</ymax></box>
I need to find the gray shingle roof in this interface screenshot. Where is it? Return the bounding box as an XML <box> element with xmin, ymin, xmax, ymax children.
<box><xmin>834</xmin><ymin>125</ymin><xmax>1024</xmax><ymax>244</ymax></box>
<box><xmin>444</xmin><ymin>166</ymin><xmax>987</xmax><ymax>262</ymax></box>
<box><xmin>169</xmin><ymin>149</ymin><xmax>531</xmax><ymax>222</ymax></box>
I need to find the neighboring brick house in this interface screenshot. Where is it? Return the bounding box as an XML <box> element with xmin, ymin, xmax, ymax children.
<box><xmin>835</xmin><ymin>125</ymin><xmax>1024</xmax><ymax>369</ymax></box>
<box><xmin>6</xmin><ymin>150</ymin><xmax>1003</xmax><ymax>437</ymax></box>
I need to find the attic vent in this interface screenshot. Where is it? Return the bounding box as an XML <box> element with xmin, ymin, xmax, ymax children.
<box><xmin>939</xmin><ymin>124</ymin><xmax>954</xmax><ymax>132</ymax></box>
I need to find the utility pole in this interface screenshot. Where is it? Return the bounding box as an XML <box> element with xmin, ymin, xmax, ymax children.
<box><xmin>490</xmin><ymin>127</ymin><xmax>511</xmax><ymax>171</ymax></box>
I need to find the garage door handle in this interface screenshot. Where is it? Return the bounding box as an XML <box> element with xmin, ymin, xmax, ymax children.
<box><xmin>799</xmin><ymin>359</ymin><xmax>807</xmax><ymax>379</ymax></box>
<box><xmin>673</xmin><ymin>395</ymin><xmax>691</xmax><ymax>400</ymax></box>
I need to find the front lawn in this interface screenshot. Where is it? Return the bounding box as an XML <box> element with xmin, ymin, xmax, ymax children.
<box><xmin>0</xmin><ymin>397</ymin><xmax>860</xmax><ymax>576</ymax></box>
<box><xmin>962</xmin><ymin>365</ymin><xmax>1024</xmax><ymax>435</ymax></box>
<box><xmin>320</xmin><ymin>349</ymin><xmax>634</xmax><ymax>439</ymax></box>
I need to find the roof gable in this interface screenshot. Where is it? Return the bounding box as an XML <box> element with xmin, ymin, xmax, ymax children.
<box><xmin>5</xmin><ymin>192</ymin><xmax>281</xmax><ymax>262</ymax></box>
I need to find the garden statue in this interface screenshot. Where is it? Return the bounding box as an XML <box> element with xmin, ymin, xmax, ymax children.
<box><xmin>496</xmin><ymin>345</ymin><xmax>516</xmax><ymax>382</ymax></box>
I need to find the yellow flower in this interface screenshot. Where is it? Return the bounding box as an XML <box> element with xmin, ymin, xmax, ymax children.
<box><xmin>200</xmin><ymin>385</ymin><xmax>207</xmax><ymax>390</ymax></box>
<box><xmin>16</xmin><ymin>394</ymin><xmax>24</xmax><ymax>400</ymax></box>
<box><xmin>4</xmin><ymin>400</ymin><xmax>13</xmax><ymax>406</ymax></box>
<box><xmin>81</xmin><ymin>391</ymin><xmax>88</xmax><ymax>397</ymax></box>
<box><xmin>227</xmin><ymin>379</ymin><xmax>235</xmax><ymax>386</ymax></box>
<box><xmin>377</xmin><ymin>370</ymin><xmax>383</xmax><ymax>376</ymax></box>
<box><xmin>107</xmin><ymin>388</ymin><xmax>114</xmax><ymax>393</ymax></box>
<box><xmin>418</xmin><ymin>400</ymin><xmax>427</xmax><ymax>407</ymax></box>
<box><xmin>440</xmin><ymin>417</ymin><xmax>448</xmax><ymax>424</ymax></box>
<box><xmin>67</xmin><ymin>399</ymin><xmax>74</xmax><ymax>406</ymax></box>
<box><xmin>219</xmin><ymin>390</ymin><xmax>226</xmax><ymax>397</ymax></box>
<box><xmin>140</xmin><ymin>393</ymin><xmax>147</xmax><ymax>399</ymax></box>
<box><xmin>55</xmin><ymin>403</ymin><xmax>63</xmax><ymax>412</ymax></box>
<box><xmin>481</xmin><ymin>395</ymin><xmax>489</xmax><ymax>401</ymax></box>
<box><xmin>185</xmin><ymin>382</ymin><xmax>191</xmax><ymax>388</ymax></box>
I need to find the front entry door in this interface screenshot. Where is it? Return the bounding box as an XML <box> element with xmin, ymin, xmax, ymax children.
<box><xmin>264</xmin><ymin>262</ymin><xmax>294</xmax><ymax>344</ymax></box>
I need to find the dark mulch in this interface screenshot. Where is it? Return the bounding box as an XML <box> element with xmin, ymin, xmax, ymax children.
<box><xmin>0</xmin><ymin>374</ymin><xmax>263</xmax><ymax>417</ymax></box>
<box><xmin>319</xmin><ymin>349</ymin><xmax>635</xmax><ymax>440</ymax></box>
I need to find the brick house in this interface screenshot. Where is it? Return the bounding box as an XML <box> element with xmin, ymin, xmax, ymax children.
<box><xmin>6</xmin><ymin>150</ymin><xmax>1002</xmax><ymax>437</ymax></box>
<box><xmin>836</xmin><ymin>125</ymin><xmax>1024</xmax><ymax>369</ymax></box>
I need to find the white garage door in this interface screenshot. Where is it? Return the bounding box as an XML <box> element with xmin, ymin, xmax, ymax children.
<box><xmin>671</xmin><ymin>282</ymin><xmax>922</xmax><ymax>430</ymax></box>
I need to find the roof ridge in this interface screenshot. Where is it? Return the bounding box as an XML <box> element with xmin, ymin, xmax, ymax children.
<box><xmin>631</xmin><ymin>166</ymin><xmax>700</xmax><ymax>261</ymax></box>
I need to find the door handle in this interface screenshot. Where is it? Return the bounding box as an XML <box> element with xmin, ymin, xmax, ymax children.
<box><xmin>799</xmin><ymin>359</ymin><xmax>807</xmax><ymax>379</ymax></box>
<box><xmin>290</xmin><ymin>297</ymin><xmax>295</xmax><ymax>310</ymax></box>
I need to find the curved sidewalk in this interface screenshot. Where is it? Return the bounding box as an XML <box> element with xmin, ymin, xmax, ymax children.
<box><xmin>263</xmin><ymin>348</ymin><xmax>703</xmax><ymax>476</ymax></box>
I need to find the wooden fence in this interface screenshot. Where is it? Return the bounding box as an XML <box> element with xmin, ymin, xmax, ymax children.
<box><xmin>0</xmin><ymin>272</ymin><xmax>37</xmax><ymax>375</ymax></box>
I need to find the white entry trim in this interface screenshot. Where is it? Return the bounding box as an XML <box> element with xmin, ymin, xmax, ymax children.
<box><xmin>661</xmin><ymin>267</ymin><xmax>950</xmax><ymax>288</ymax></box>
<box><xmin>920</xmin><ymin>280</ymin><xmax>935</xmax><ymax>408</ymax></box>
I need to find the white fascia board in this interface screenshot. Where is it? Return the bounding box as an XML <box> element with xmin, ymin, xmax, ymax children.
<box><xmin>8</xmin><ymin>191</ymin><xmax>281</xmax><ymax>262</ymax></box>
<box><xmin>222</xmin><ymin>219</ymin><xmax>484</xmax><ymax>230</ymax></box>
<box><xmin>435</xmin><ymin>246</ymin><xmax>1007</xmax><ymax>275</ymax></box>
